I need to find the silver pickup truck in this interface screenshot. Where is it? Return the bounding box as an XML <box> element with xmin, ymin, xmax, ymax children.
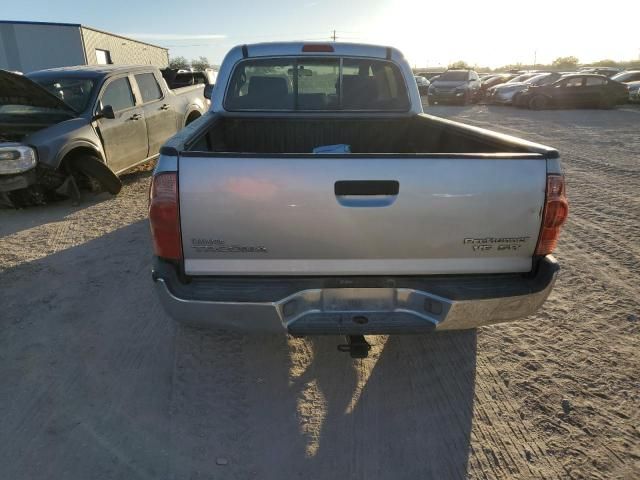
<box><xmin>150</xmin><ymin>42</ymin><xmax>568</xmax><ymax>355</ymax></box>
<box><xmin>0</xmin><ymin>65</ymin><xmax>207</xmax><ymax>206</ymax></box>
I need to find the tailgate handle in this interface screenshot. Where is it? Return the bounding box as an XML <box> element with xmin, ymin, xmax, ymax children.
<box><xmin>334</xmin><ymin>180</ymin><xmax>399</xmax><ymax>196</ymax></box>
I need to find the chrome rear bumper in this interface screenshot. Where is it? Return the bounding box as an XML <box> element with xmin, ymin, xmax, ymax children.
<box><xmin>153</xmin><ymin>256</ymin><xmax>559</xmax><ymax>334</ymax></box>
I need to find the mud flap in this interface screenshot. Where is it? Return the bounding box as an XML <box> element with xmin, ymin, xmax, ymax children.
<box><xmin>69</xmin><ymin>156</ymin><xmax>122</xmax><ymax>195</ymax></box>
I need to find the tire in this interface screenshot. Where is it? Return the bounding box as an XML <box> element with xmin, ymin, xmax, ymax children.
<box><xmin>68</xmin><ymin>154</ymin><xmax>122</xmax><ymax>195</ymax></box>
<box><xmin>529</xmin><ymin>95</ymin><xmax>548</xmax><ymax>110</ymax></box>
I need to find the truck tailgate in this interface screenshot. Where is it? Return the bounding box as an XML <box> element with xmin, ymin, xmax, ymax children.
<box><xmin>179</xmin><ymin>155</ymin><xmax>547</xmax><ymax>276</ymax></box>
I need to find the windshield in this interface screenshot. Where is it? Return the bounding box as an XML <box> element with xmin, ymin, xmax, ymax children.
<box><xmin>437</xmin><ymin>71</ymin><xmax>469</xmax><ymax>81</ymax></box>
<box><xmin>29</xmin><ymin>77</ymin><xmax>96</xmax><ymax>112</ymax></box>
<box><xmin>225</xmin><ymin>57</ymin><xmax>410</xmax><ymax>111</ymax></box>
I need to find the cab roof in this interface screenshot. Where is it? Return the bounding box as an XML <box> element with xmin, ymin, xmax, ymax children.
<box><xmin>27</xmin><ymin>64</ymin><xmax>158</xmax><ymax>80</ymax></box>
<box><xmin>231</xmin><ymin>42</ymin><xmax>402</xmax><ymax>60</ymax></box>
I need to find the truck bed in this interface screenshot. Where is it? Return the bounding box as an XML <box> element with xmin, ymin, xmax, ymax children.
<box><xmin>183</xmin><ymin>113</ymin><xmax>556</xmax><ymax>156</ymax></box>
<box><xmin>167</xmin><ymin>113</ymin><xmax>559</xmax><ymax>277</ymax></box>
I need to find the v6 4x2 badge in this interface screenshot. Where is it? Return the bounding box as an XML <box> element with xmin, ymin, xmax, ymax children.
<box><xmin>191</xmin><ymin>238</ymin><xmax>268</xmax><ymax>253</ymax></box>
<box><xmin>464</xmin><ymin>236</ymin><xmax>529</xmax><ymax>252</ymax></box>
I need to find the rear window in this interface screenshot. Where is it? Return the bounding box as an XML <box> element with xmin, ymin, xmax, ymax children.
<box><xmin>561</xmin><ymin>77</ymin><xmax>584</xmax><ymax>88</ymax></box>
<box><xmin>173</xmin><ymin>73</ymin><xmax>208</xmax><ymax>87</ymax></box>
<box><xmin>224</xmin><ymin>57</ymin><xmax>410</xmax><ymax>111</ymax></box>
<box><xmin>586</xmin><ymin>77</ymin><xmax>606</xmax><ymax>86</ymax></box>
<box><xmin>135</xmin><ymin>73</ymin><xmax>162</xmax><ymax>103</ymax></box>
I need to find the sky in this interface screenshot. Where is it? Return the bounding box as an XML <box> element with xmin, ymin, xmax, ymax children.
<box><xmin>3</xmin><ymin>0</ymin><xmax>639</xmax><ymax>68</ymax></box>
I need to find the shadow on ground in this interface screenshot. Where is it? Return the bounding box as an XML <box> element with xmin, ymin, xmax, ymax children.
<box><xmin>0</xmin><ymin>217</ymin><xmax>477</xmax><ymax>480</ymax></box>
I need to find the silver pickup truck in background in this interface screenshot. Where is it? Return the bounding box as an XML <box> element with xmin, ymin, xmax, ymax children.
<box><xmin>0</xmin><ymin>65</ymin><xmax>207</xmax><ymax>206</ymax></box>
<box><xmin>150</xmin><ymin>42</ymin><xmax>568</xmax><ymax>357</ymax></box>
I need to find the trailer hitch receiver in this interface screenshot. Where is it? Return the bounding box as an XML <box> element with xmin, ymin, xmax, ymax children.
<box><xmin>337</xmin><ymin>335</ymin><xmax>371</xmax><ymax>359</ymax></box>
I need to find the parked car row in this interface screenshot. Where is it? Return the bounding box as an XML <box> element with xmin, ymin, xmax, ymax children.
<box><xmin>486</xmin><ymin>69</ymin><xmax>638</xmax><ymax>109</ymax></box>
<box><xmin>487</xmin><ymin>72</ymin><xmax>562</xmax><ymax>104</ymax></box>
<box><xmin>513</xmin><ymin>74</ymin><xmax>629</xmax><ymax>109</ymax></box>
<box><xmin>416</xmin><ymin>66</ymin><xmax>639</xmax><ymax>109</ymax></box>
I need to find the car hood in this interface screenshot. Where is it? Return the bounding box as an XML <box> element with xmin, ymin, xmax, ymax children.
<box><xmin>0</xmin><ymin>69</ymin><xmax>76</xmax><ymax>113</ymax></box>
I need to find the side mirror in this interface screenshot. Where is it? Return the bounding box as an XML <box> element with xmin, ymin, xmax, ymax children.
<box><xmin>203</xmin><ymin>84</ymin><xmax>214</xmax><ymax>100</ymax></box>
<box><xmin>94</xmin><ymin>105</ymin><xmax>115</xmax><ymax>120</ymax></box>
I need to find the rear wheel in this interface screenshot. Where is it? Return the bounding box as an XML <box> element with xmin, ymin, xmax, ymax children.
<box><xmin>529</xmin><ymin>95</ymin><xmax>548</xmax><ymax>110</ymax></box>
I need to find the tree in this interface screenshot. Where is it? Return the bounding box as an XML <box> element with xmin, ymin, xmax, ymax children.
<box><xmin>551</xmin><ymin>56</ymin><xmax>579</xmax><ymax>70</ymax></box>
<box><xmin>191</xmin><ymin>56</ymin><xmax>211</xmax><ymax>71</ymax></box>
<box><xmin>591</xmin><ymin>59</ymin><xmax>618</xmax><ymax>67</ymax></box>
<box><xmin>448</xmin><ymin>60</ymin><xmax>471</xmax><ymax>70</ymax></box>
<box><xmin>169</xmin><ymin>56</ymin><xmax>190</xmax><ymax>70</ymax></box>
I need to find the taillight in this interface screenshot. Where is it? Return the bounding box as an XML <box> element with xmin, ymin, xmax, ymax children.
<box><xmin>302</xmin><ymin>44</ymin><xmax>334</xmax><ymax>52</ymax></box>
<box><xmin>535</xmin><ymin>174</ymin><xmax>569</xmax><ymax>255</ymax></box>
<box><xmin>149</xmin><ymin>172</ymin><xmax>182</xmax><ymax>260</ymax></box>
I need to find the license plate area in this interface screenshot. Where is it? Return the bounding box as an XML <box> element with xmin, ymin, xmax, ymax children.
<box><xmin>322</xmin><ymin>288</ymin><xmax>396</xmax><ymax>312</ymax></box>
<box><xmin>279</xmin><ymin>287</ymin><xmax>449</xmax><ymax>327</ymax></box>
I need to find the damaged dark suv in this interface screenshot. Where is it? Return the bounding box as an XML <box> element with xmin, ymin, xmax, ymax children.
<box><xmin>0</xmin><ymin>65</ymin><xmax>207</xmax><ymax>206</ymax></box>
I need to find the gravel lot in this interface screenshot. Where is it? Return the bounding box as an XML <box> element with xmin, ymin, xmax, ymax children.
<box><xmin>1</xmin><ymin>105</ymin><xmax>638</xmax><ymax>480</ymax></box>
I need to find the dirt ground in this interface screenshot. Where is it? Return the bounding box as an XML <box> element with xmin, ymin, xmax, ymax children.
<box><xmin>1</xmin><ymin>105</ymin><xmax>638</xmax><ymax>480</ymax></box>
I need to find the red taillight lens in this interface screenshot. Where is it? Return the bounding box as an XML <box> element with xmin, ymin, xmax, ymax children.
<box><xmin>535</xmin><ymin>174</ymin><xmax>569</xmax><ymax>255</ymax></box>
<box><xmin>149</xmin><ymin>172</ymin><xmax>182</xmax><ymax>260</ymax></box>
<box><xmin>302</xmin><ymin>44</ymin><xmax>334</xmax><ymax>52</ymax></box>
